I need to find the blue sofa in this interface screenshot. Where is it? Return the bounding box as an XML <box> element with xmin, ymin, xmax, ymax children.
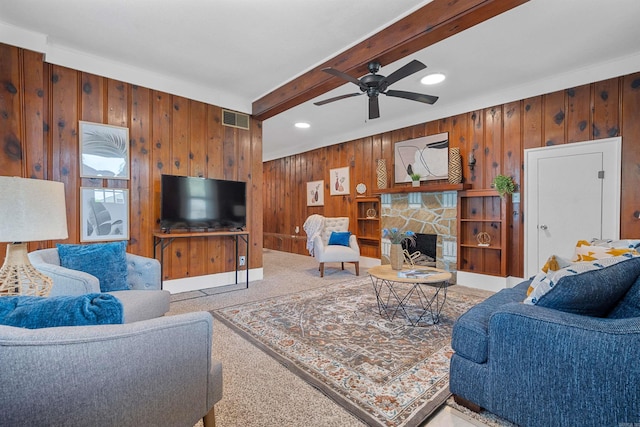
<box><xmin>450</xmin><ymin>256</ymin><xmax>640</xmax><ymax>427</ymax></box>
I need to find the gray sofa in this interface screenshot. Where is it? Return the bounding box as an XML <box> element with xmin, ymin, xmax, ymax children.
<box><xmin>450</xmin><ymin>256</ymin><xmax>640</xmax><ymax>427</ymax></box>
<box><xmin>0</xmin><ymin>311</ymin><xmax>223</xmax><ymax>426</ymax></box>
<box><xmin>29</xmin><ymin>248</ymin><xmax>170</xmax><ymax>322</ymax></box>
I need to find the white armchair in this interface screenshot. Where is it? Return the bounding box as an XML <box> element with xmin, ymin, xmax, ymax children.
<box><xmin>308</xmin><ymin>216</ymin><xmax>360</xmax><ymax>277</ymax></box>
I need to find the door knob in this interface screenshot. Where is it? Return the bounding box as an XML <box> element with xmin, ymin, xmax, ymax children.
<box><xmin>539</xmin><ymin>224</ymin><xmax>548</xmax><ymax>230</ymax></box>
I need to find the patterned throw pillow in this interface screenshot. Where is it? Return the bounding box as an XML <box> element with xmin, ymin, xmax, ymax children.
<box><xmin>590</xmin><ymin>239</ymin><xmax>640</xmax><ymax>249</ymax></box>
<box><xmin>524</xmin><ymin>254</ymin><xmax>640</xmax><ymax>316</ymax></box>
<box><xmin>526</xmin><ymin>254</ymin><xmax>573</xmax><ymax>297</ymax></box>
<box><xmin>573</xmin><ymin>239</ymin><xmax>640</xmax><ymax>262</ymax></box>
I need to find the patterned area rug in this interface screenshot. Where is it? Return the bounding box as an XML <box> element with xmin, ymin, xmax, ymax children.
<box><xmin>213</xmin><ymin>276</ymin><xmax>486</xmax><ymax>427</ymax></box>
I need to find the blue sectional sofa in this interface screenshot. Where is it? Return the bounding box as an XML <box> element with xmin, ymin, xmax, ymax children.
<box><xmin>450</xmin><ymin>255</ymin><xmax>640</xmax><ymax>427</ymax></box>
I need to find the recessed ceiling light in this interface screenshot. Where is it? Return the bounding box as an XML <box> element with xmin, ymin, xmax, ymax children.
<box><xmin>295</xmin><ymin>122</ymin><xmax>310</xmax><ymax>129</ymax></box>
<box><xmin>421</xmin><ymin>73</ymin><xmax>446</xmax><ymax>85</ymax></box>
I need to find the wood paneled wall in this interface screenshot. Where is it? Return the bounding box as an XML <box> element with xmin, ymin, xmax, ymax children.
<box><xmin>263</xmin><ymin>72</ymin><xmax>640</xmax><ymax>278</ymax></box>
<box><xmin>0</xmin><ymin>43</ymin><xmax>263</xmax><ymax>280</ymax></box>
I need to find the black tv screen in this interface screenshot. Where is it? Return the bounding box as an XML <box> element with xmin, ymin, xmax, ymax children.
<box><xmin>160</xmin><ymin>174</ymin><xmax>246</xmax><ymax>231</ymax></box>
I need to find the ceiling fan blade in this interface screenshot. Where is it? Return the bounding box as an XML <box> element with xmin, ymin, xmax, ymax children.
<box><xmin>321</xmin><ymin>67</ymin><xmax>363</xmax><ymax>87</ymax></box>
<box><xmin>313</xmin><ymin>92</ymin><xmax>362</xmax><ymax>106</ymax></box>
<box><xmin>385</xmin><ymin>89</ymin><xmax>439</xmax><ymax>105</ymax></box>
<box><xmin>369</xmin><ymin>96</ymin><xmax>380</xmax><ymax>120</ymax></box>
<box><xmin>379</xmin><ymin>59</ymin><xmax>426</xmax><ymax>88</ymax></box>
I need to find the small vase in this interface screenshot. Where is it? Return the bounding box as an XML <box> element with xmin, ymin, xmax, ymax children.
<box><xmin>389</xmin><ymin>244</ymin><xmax>404</xmax><ymax>270</ymax></box>
<box><xmin>411</xmin><ymin>180</ymin><xmax>420</xmax><ymax>187</ymax></box>
<box><xmin>448</xmin><ymin>147</ymin><xmax>462</xmax><ymax>184</ymax></box>
<box><xmin>376</xmin><ymin>159</ymin><xmax>388</xmax><ymax>189</ymax></box>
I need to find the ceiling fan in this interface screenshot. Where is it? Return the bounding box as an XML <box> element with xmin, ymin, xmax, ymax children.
<box><xmin>313</xmin><ymin>59</ymin><xmax>439</xmax><ymax>120</ymax></box>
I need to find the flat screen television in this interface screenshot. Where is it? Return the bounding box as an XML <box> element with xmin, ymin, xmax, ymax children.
<box><xmin>160</xmin><ymin>174</ymin><xmax>246</xmax><ymax>231</ymax></box>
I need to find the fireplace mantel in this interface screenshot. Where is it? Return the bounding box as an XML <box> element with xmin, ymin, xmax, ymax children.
<box><xmin>374</xmin><ymin>182</ymin><xmax>471</xmax><ymax>194</ymax></box>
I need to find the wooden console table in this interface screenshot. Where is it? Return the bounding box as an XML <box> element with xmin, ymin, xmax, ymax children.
<box><xmin>153</xmin><ymin>230</ymin><xmax>249</xmax><ymax>290</ymax></box>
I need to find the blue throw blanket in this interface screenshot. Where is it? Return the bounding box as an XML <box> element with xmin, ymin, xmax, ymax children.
<box><xmin>0</xmin><ymin>293</ymin><xmax>123</xmax><ymax>329</ymax></box>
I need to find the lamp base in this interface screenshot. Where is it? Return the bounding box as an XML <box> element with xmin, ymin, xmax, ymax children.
<box><xmin>0</xmin><ymin>243</ymin><xmax>53</xmax><ymax>296</ymax></box>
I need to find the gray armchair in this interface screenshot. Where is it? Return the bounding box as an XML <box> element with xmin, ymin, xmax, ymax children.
<box><xmin>0</xmin><ymin>311</ymin><xmax>222</xmax><ymax>427</ymax></box>
<box><xmin>29</xmin><ymin>248</ymin><xmax>170</xmax><ymax>323</ymax></box>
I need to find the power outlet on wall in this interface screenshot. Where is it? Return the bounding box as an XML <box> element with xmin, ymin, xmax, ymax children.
<box><xmin>239</xmin><ymin>256</ymin><xmax>246</xmax><ymax>266</ymax></box>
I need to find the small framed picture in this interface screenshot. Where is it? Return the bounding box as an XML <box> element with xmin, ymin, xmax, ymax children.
<box><xmin>79</xmin><ymin>121</ymin><xmax>130</xmax><ymax>179</ymax></box>
<box><xmin>80</xmin><ymin>187</ymin><xmax>129</xmax><ymax>242</ymax></box>
<box><xmin>330</xmin><ymin>167</ymin><xmax>350</xmax><ymax>195</ymax></box>
<box><xmin>307</xmin><ymin>180</ymin><xmax>324</xmax><ymax>206</ymax></box>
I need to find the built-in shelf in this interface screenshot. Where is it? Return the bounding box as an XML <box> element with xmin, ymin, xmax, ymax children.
<box><xmin>374</xmin><ymin>182</ymin><xmax>471</xmax><ymax>194</ymax></box>
<box><xmin>457</xmin><ymin>189</ymin><xmax>510</xmax><ymax>277</ymax></box>
<box><xmin>354</xmin><ymin>196</ymin><xmax>381</xmax><ymax>258</ymax></box>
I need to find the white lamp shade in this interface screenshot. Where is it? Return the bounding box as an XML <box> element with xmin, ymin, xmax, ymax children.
<box><xmin>0</xmin><ymin>176</ymin><xmax>69</xmax><ymax>243</ymax></box>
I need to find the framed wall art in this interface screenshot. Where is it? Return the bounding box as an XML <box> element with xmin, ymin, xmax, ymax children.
<box><xmin>394</xmin><ymin>132</ymin><xmax>449</xmax><ymax>183</ymax></box>
<box><xmin>307</xmin><ymin>180</ymin><xmax>324</xmax><ymax>206</ymax></box>
<box><xmin>80</xmin><ymin>187</ymin><xmax>129</xmax><ymax>242</ymax></box>
<box><xmin>79</xmin><ymin>121</ymin><xmax>130</xmax><ymax>179</ymax></box>
<box><xmin>329</xmin><ymin>166</ymin><xmax>350</xmax><ymax>195</ymax></box>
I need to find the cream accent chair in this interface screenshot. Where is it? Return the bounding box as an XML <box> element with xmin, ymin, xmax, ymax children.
<box><xmin>312</xmin><ymin>217</ymin><xmax>360</xmax><ymax>277</ymax></box>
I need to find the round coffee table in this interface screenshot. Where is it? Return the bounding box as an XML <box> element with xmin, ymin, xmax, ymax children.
<box><xmin>368</xmin><ymin>264</ymin><xmax>452</xmax><ymax>326</ymax></box>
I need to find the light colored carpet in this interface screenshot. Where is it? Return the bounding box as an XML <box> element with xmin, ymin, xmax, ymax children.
<box><xmin>168</xmin><ymin>249</ymin><xmax>495</xmax><ymax>427</ymax></box>
<box><xmin>213</xmin><ymin>277</ymin><xmax>486</xmax><ymax>426</ymax></box>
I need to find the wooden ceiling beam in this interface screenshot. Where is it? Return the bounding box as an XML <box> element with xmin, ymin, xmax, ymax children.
<box><xmin>252</xmin><ymin>0</ymin><xmax>529</xmax><ymax>121</ymax></box>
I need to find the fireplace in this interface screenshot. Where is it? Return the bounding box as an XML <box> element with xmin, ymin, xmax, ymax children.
<box><xmin>381</xmin><ymin>191</ymin><xmax>458</xmax><ymax>273</ymax></box>
<box><xmin>402</xmin><ymin>233</ymin><xmax>437</xmax><ymax>267</ymax></box>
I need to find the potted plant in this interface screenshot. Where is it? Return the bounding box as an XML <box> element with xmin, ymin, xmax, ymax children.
<box><xmin>492</xmin><ymin>174</ymin><xmax>517</xmax><ymax>198</ymax></box>
<box><xmin>410</xmin><ymin>173</ymin><xmax>421</xmax><ymax>187</ymax></box>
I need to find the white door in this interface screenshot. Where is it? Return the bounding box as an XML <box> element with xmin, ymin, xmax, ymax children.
<box><xmin>524</xmin><ymin>137</ymin><xmax>621</xmax><ymax>278</ymax></box>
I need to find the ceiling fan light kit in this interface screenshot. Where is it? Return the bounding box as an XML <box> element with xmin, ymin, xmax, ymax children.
<box><xmin>314</xmin><ymin>60</ymin><xmax>439</xmax><ymax>120</ymax></box>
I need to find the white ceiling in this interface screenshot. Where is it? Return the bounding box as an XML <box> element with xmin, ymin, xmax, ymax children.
<box><xmin>1</xmin><ymin>0</ymin><xmax>640</xmax><ymax>161</ymax></box>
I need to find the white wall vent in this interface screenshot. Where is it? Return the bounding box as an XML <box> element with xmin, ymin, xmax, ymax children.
<box><xmin>222</xmin><ymin>109</ymin><xmax>250</xmax><ymax>130</ymax></box>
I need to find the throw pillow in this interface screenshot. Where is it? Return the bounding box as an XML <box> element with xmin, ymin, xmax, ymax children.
<box><xmin>523</xmin><ymin>255</ymin><xmax>640</xmax><ymax>317</ymax></box>
<box><xmin>573</xmin><ymin>239</ymin><xmax>640</xmax><ymax>262</ymax></box>
<box><xmin>0</xmin><ymin>293</ymin><xmax>123</xmax><ymax>329</ymax></box>
<box><xmin>607</xmin><ymin>275</ymin><xmax>640</xmax><ymax>319</ymax></box>
<box><xmin>57</xmin><ymin>241</ymin><xmax>129</xmax><ymax>292</ymax></box>
<box><xmin>328</xmin><ymin>231</ymin><xmax>351</xmax><ymax>247</ymax></box>
<box><xmin>526</xmin><ymin>254</ymin><xmax>572</xmax><ymax>297</ymax></box>
<box><xmin>590</xmin><ymin>239</ymin><xmax>640</xmax><ymax>249</ymax></box>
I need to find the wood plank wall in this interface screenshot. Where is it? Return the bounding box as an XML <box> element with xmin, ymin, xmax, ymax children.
<box><xmin>0</xmin><ymin>43</ymin><xmax>263</xmax><ymax>280</ymax></box>
<box><xmin>263</xmin><ymin>71</ymin><xmax>640</xmax><ymax>278</ymax></box>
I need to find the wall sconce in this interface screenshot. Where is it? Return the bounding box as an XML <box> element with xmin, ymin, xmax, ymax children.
<box><xmin>468</xmin><ymin>149</ymin><xmax>476</xmax><ymax>171</ymax></box>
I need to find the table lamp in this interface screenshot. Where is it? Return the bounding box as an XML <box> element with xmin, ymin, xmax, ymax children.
<box><xmin>0</xmin><ymin>176</ymin><xmax>69</xmax><ymax>296</ymax></box>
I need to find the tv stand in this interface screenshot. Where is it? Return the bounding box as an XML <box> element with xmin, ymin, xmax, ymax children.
<box><xmin>153</xmin><ymin>230</ymin><xmax>249</xmax><ymax>291</ymax></box>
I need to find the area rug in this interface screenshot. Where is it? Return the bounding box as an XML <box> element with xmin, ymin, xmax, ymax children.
<box><xmin>212</xmin><ymin>276</ymin><xmax>486</xmax><ymax>427</ymax></box>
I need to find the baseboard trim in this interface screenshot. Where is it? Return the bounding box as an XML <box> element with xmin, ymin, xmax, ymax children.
<box><xmin>456</xmin><ymin>271</ymin><xmax>514</xmax><ymax>292</ymax></box>
<box><xmin>163</xmin><ymin>267</ymin><xmax>264</xmax><ymax>294</ymax></box>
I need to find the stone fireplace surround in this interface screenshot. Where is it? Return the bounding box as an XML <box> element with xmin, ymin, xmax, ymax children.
<box><xmin>380</xmin><ymin>191</ymin><xmax>458</xmax><ymax>280</ymax></box>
